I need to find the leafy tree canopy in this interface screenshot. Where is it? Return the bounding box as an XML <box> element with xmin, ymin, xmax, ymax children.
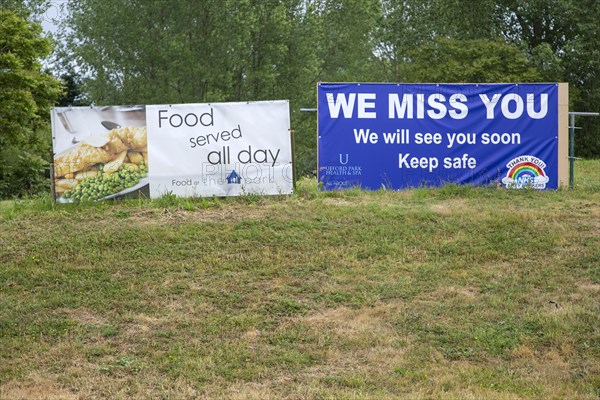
<box><xmin>0</xmin><ymin>8</ymin><xmax>62</xmax><ymax>147</ymax></box>
<box><xmin>398</xmin><ymin>38</ymin><xmax>543</xmax><ymax>83</ymax></box>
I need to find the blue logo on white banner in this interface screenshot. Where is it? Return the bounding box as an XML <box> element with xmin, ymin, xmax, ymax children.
<box><xmin>318</xmin><ymin>83</ymin><xmax>559</xmax><ymax>190</ymax></box>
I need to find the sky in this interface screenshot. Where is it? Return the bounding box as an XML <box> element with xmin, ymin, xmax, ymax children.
<box><xmin>40</xmin><ymin>0</ymin><xmax>69</xmax><ymax>35</ymax></box>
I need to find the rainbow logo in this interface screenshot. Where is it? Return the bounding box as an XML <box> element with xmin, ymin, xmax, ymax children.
<box><xmin>502</xmin><ymin>155</ymin><xmax>549</xmax><ymax>189</ymax></box>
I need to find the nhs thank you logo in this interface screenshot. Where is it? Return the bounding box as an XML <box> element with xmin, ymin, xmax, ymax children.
<box><xmin>502</xmin><ymin>155</ymin><xmax>549</xmax><ymax>189</ymax></box>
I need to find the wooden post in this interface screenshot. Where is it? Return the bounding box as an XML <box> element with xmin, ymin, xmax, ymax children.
<box><xmin>557</xmin><ymin>83</ymin><xmax>569</xmax><ymax>188</ymax></box>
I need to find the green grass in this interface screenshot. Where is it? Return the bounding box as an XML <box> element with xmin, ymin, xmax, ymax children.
<box><xmin>0</xmin><ymin>160</ymin><xmax>599</xmax><ymax>399</ymax></box>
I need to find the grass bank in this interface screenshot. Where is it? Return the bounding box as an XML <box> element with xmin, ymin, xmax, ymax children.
<box><xmin>0</xmin><ymin>160</ymin><xmax>599</xmax><ymax>399</ymax></box>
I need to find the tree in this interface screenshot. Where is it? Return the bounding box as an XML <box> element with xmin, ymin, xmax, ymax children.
<box><xmin>562</xmin><ymin>0</ymin><xmax>600</xmax><ymax>157</ymax></box>
<box><xmin>0</xmin><ymin>0</ymin><xmax>49</xmax><ymax>17</ymax></box>
<box><xmin>56</xmin><ymin>71</ymin><xmax>87</xmax><ymax>106</ymax></box>
<box><xmin>0</xmin><ymin>8</ymin><xmax>62</xmax><ymax>197</ymax></box>
<box><xmin>0</xmin><ymin>9</ymin><xmax>61</xmax><ymax>146</ymax></box>
<box><xmin>496</xmin><ymin>0</ymin><xmax>599</xmax><ymax>156</ymax></box>
<box><xmin>398</xmin><ymin>38</ymin><xmax>543</xmax><ymax>83</ymax></box>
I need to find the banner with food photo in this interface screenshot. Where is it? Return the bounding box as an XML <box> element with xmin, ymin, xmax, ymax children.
<box><xmin>51</xmin><ymin>101</ymin><xmax>293</xmax><ymax>201</ymax></box>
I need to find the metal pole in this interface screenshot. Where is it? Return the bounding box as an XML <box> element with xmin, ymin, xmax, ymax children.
<box><xmin>568</xmin><ymin>112</ymin><xmax>599</xmax><ymax>189</ymax></box>
<box><xmin>290</xmin><ymin>129</ymin><xmax>296</xmax><ymax>191</ymax></box>
<box><xmin>569</xmin><ymin>113</ymin><xmax>575</xmax><ymax>189</ymax></box>
<box><xmin>569</xmin><ymin>112</ymin><xmax>600</xmax><ymax>117</ymax></box>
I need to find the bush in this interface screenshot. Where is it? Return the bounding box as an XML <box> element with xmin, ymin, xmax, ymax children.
<box><xmin>0</xmin><ymin>147</ymin><xmax>50</xmax><ymax>198</ymax></box>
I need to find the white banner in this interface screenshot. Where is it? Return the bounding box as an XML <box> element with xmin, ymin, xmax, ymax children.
<box><xmin>147</xmin><ymin>101</ymin><xmax>293</xmax><ymax>197</ymax></box>
<box><xmin>51</xmin><ymin>101</ymin><xmax>293</xmax><ymax>202</ymax></box>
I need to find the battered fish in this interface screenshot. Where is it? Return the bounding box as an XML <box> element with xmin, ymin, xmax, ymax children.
<box><xmin>54</xmin><ymin>144</ymin><xmax>114</xmax><ymax>178</ymax></box>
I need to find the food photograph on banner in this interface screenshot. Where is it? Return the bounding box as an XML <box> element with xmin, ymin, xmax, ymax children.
<box><xmin>51</xmin><ymin>106</ymin><xmax>149</xmax><ymax>202</ymax></box>
<box><xmin>317</xmin><ymin>83</ymin><xmax>568</xmax><ymax>191</ymax></box>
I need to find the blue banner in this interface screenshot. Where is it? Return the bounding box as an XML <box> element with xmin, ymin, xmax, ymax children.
<box><xmin>318</xmin><ymin>83</ymin><xmax>559</xmax><ymax>190</ymax></box>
